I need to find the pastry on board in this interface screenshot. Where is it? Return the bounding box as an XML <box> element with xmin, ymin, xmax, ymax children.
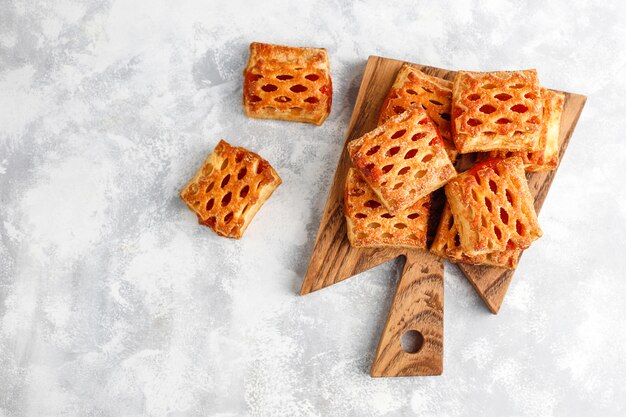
<box><xmin>451</xmin><ymin>69</ymin><xmax>544</xmax><ymax>153</ymax></box>
<box><xmin>487</xmin><ymin>89</ymin><xmax>565</xmax><ymax>172</ymax></box>
<box><xmin>344</xmin><ymin>168</ymin><xmax>430</xmax><ymax>249</ymax></box>
<box><xmin>430</xmin><ymin>202</ymin><xmax>521</xmax><ymax>269</ymax></box>
<box><xmin>180</xmin><ymin>140</ymin><xmax>281</xmax><ymax>239</ymax></box>
<box><xmin>348</xmin><ymin>107</ymin><xmax>456</xmax><ymax>214</ymax></box>
<box><xmin>242</xmin><ymin>42</ymin><xmax>332</xmax><ymax>125</ymax></box>
<box><xmin>444</xmin><ymin>156</ymin><xmax>542</xmax><ymax>256</ymax></box>
<box><xmin>379</xmin><ymin>64</ymin><xmax>457</xmax><ymax>161</ymax></box>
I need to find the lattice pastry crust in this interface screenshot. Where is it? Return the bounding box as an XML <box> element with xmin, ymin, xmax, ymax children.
<box><xmin>452</xmin><ymin>70</ymin><xmax>544</xmax><ymax>153</ymax></box>
<box><xmin>180</xmin><ymin>140</ymin><xmax>282</xmax><ymax>239</ymax></box>
<box><xmin>488</xmin><ymin>89</ymin><xmax>565</xmax><ymax>172</ymax></box>
<box><xmin>243</xmin><ymin>42</ymin><xmax>332</xmax><ymax>125</ymax></box>
<box><xmin>344</xmin><ymin>168</ymin><xmax>430</xmax><ymax>249</ymax></box>
<box><xmin>430</xmin><ymin>203</ymin><xmax>521</xmax><ymax>269</ymax></box>
<box><xmin>348</xmin><ymin>108</ymin><xmax>456</xmax><ymax>214</ymax></box>
<box><xmin>444</xmin><ymin>156</ymin><xmax>542</xmax><ymax>256</ymax></box>
<box><xmin>379</xmin><ymin>64</ymin><xmax>457</xmax><ymax>161</ymax></box>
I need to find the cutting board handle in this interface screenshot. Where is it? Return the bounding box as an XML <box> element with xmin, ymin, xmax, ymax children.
<box><xmin>370</xmin><ymin>251</ymin><xmax>444</xmax><ymax>377</ymax></box>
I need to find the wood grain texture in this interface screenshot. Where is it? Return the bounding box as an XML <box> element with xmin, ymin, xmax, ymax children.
<box><xmin>371</xmin><ymin>252</ymin><xmax>444</xmax><ymax>377</ymax></box>
<box><xmin>299</xmin><ymin>56</ymin><xmax>585</xmax><ymax>376</ymax></box>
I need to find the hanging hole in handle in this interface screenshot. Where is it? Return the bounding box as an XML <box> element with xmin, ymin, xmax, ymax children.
<box><xmin>401</xmin><ymin>329</ymin><xmax>424</xmax><ymax>354</ymax></box>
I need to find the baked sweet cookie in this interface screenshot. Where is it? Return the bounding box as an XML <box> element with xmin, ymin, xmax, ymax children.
<box><xmin>344</xmin><ymin>168</ymin><xmax>430</xmax><ymax>249</ymax></box>
<box><xmin>444</xmin><ymin>156</ymin><xmax>541</xmax><ymax>256</ymax></box>
<box><xmin>487</xmin><ymin>89</ymin><xmax>565</xmax><ymax>172</ymax></box>
<box><xmin>242</xmin><ymin>42</ymin><xmax>332</xmax><ymax>125</ymax></box>
<box><xmin>348</xmin><ymin>108</ymin><xmax>456</xmax><ymax>214</ymax></box>
<box><xmin>379</xmin><ymin>64</ymin><xmax>457</xmax><ymax>161</ymax></box>
<box><xmin>430</xmin><ymin>203</ymin><xmax>521</xmax><ymax>269</ymax></box>
<box><xmin>451</xmin><ymin>70</ymin><xmax>544</xmax><ymax>153</ymax></box>
<box><xmin>180</xmin><ymin>140</ymin><xmax>281</xmax><ymax>239</ymax></box>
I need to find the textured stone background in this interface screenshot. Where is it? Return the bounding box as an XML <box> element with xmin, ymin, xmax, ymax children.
<box><xmin>1</xmin><ymin>1</ymin><xmax>625</xmax><ymax>416</ymax></box>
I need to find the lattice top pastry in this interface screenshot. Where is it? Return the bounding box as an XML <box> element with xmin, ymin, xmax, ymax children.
<box><xmin>430</xmin><ymin>203</ymin><xmax>521</xmax><ymax>269</ymax></box>
<box><xmin>379</xmin><ymin>64</ymin><xmax>457</xmax><ymax>161</ymax></box>
<box><xmin>344</xmin><ymin>168</ymin><xmax>430</xmax><ymax>249</ymax></box>
<box><xmin>243</xmin><ymin>42</ymin><xmax>332</xmax><ymax>125</ymax></box>
<box><xmin>444</xmin><ymin>156</ymin><xmax>542</xmax><ymax>256</ymax></box>
<box><xmin>487</xmin><ymin>89</ymin><xmax>565</xmax><ymax>172</ymax></box>
<box><xmin>348</xmin><ymin>107</ymin><xmax>456</xmax><ymax>214</ymax></box>
<box><xmin>180</xmin><ymin>140</ymin><xmax>282</xmax><ymax>239</ymax></box>
<box><xmin>451</xmin><ymin>70</ymin><xmax>544</xmax><ymax>153</ymax></box>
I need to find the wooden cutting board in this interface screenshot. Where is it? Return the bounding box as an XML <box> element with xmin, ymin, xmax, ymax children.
<box><xmin>299</xmin><ymin>56</ymin><xmax>586</xmax><ymax>377</ymax></box>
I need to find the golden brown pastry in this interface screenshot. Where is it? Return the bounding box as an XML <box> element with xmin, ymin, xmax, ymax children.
<box><xmin>344</xmin><ymin>168</ymin><xmax>430</xmax><ymax>249</ymax></box>
<box><xmin>451</xmin><ymin>70</ymin><xmax>544</xmax><ymax>153</ymax></box>
<box><xmin>379</xmin><ymin>64</ymin><xmax>457</xmax><ymax>161</ymax></box>
<box><xmin>242</xmin><ymin>42</ymin><xmax>332</xmax><ymax>125</ymax></box>
<box><xmin>180</xmin><ymin>140</ymin><xmax>281</xmax><ymax>239</ymax></box>
<box><xmin>348</xmin><ymin>107</ymin><xmax>456</xmax><ymax>214</ymax></box>
<box><xmin>430</xmin><ymin>203</ymin><xmax>521</xmax><ymax>269</ymax></box>
<box><xmin>487</xmin><ymin>89</ymin><xmax>565</xmax><ymax>172</ymax></box>
<box><xmin>444</xmin><ymin>156</ymin><xmax>541</xmax><ymax>256</ymax></box>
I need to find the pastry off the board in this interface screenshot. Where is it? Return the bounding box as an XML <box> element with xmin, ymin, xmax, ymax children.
<box><xmin>487</xmin><ymin>89</ymin><xmax>565</xmax><ymax>172</ymax></box>
<box><xmin>378</xmin><ymin>64</ymin><xmax>457</xmax><ymax>161</ymax></box>
<box><xmin>180</xmin><ymin>140</ymin><xmax>281</xmax><ymax>239</ymax></box>
<box><xmin>431</xmin><ymin>203</ymin><xmax>521</xmax><ymax>269</ymax></box>
<box><xmin>344</xmin><ymin>168</ymin><xmax>430</xmax><ymax>249</ymax></box>
<box><xmin>242</xmin><ymin>42</ymin><xmax>332</xmax><ymax>125</ymax></box>
<box><xmin>444</xmin><ymin>156</ymin><xmax>542</xmax><ymax>256</ymax></box>
<box><xmin>348</xmin><ymin>107</ymin><xmax>456</xmax><ymax>214</ymax></box>
<box><xmin>451</xmin><ymin>69</ymin><xmax>544</xmax><ymax>153</ymax></box>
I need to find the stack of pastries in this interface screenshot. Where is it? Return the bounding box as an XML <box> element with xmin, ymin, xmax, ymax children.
<box><xmin>345</xmin><ymin>64</ymin><xmax>564</xmax><ymax>269</ymax></box>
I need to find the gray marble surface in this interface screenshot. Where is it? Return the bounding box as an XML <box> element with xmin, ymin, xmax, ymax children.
<box><xmin>1</xmin><ymin>1</ymin><xmax>626</xmax><ymax>416</ymax></box>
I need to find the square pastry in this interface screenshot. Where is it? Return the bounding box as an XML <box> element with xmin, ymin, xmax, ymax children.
<box><xmin>430</xmin><ymin>203</ymin><xmax>521</xmax><ymax>269</ymax></box>
<box><xmin>487</xmin><ymin>89</ymin><xmax>565</xmax><ymax>172</ymax></box>
<box><xmin>242</xmin><ymin>42</ymin><xmax>332</xmax><ymax>125</ymax></box>
<box><xmin>451</xmin><ymin>69</ymin><xmax>544</xmax><ymax>153</ymax></box>
<box><xmin>180</xmin><ymin>140</ymin><xmax>281</xmax><ymax>239</ymax></box>
<box><xmin>379</xmin><ymin>64</ymin><xmax>457</xmax><ymax>161</ymax></box>
<box><xmin>444</xmin><ymin>156</ymin><xmax>542</xmax><ymax>256</ymax></box>
<box><xmin>344</xmin><ymin>168</ymin><xmax>430</xmax><ymax>249</ymax></box>
<box><xmin>348</xmin><ymin>108</ymin><xmax>456</xmax><ymax>214</ymax></box>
